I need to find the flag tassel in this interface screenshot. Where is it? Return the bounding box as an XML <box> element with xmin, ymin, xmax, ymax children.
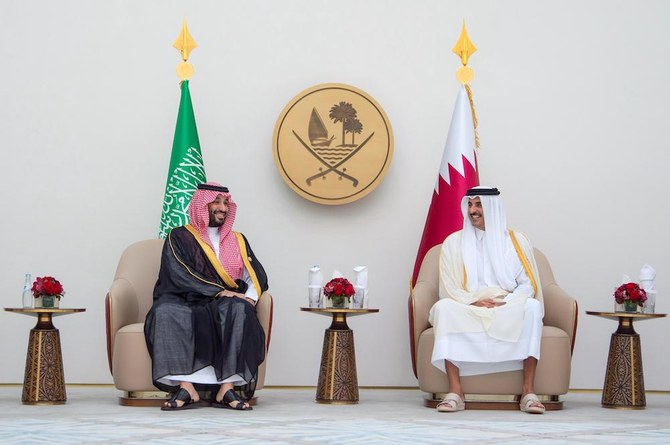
<box><xmin>464</xmin><ymin>83</ymin><xmax>480</xmax><ymax>151</ymax></box>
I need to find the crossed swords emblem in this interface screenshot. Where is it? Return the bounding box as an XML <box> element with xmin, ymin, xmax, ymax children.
<box><xmin>292</xmin><ymin>130</ymin><xmax>375</xmax><ymax>187</ymax></box>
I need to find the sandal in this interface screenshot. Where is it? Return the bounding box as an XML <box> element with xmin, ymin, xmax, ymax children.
<box><xmin>212</xmin><ymin>388</ymin><xmax>253</xmax><ymax>411</ymax></box>
<box><xmin>520</xmin><ymin>393</ymin><xmax>546</xmax><ymax>414</ymax></box>
<box><xmin>436</xmin><ymin>392</ymin><xmax>465</xmax><ymax>412</ymax></box>
<box><xmin>161</xmin><ymin>387</ymin><xmax>200</xmax><ymax>411</ymax></box>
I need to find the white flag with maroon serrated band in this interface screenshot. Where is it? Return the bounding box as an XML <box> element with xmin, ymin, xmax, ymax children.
<box><xmin>411</xmin><ymin>85</ymin><xmax>480</xmax><ymax>286</ymax></box>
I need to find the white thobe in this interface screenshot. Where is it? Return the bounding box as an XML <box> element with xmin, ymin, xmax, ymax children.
<box><xmin>429</xmin><ymin>229</ymin><xmax>543</xmax><ymax>376</ymax></box>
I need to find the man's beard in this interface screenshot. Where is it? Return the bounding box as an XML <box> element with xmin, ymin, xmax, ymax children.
<box><xmin>208</xmin><ymin>212</ymin><xmax>226</xmax><ymax>227</ymax></box>
<box><xmin>469</xmin><ymin>212</ymin><xmax>483</xmax><ymax>227</ymax></box>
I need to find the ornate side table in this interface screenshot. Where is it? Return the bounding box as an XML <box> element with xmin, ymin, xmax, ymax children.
<box><xmin>586</xmin><ymin>311</ymin><xmax>666</xmax><ymax>409</ymax></box>
<box><xmin>300</xmin><ymin>307</ymin><xmax>379</xmax><ymax>404</ymax></box>
<box><xmin>5</xmin><ymin>308</ymin><xmax>86</xmax><ymax>405</ymax></box>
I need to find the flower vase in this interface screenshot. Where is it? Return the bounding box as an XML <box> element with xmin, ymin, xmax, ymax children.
<box><xmin>36</xmin><ymin>295</ymin><xmax>59</xmax><ymax>308</ymax></box>
<box><xmin>623</xmin><ymin>300</ymin><xmax>638</xmax><ymax>313</ymax></box>
<box><xmin>331</xmin><ymin>296</ymin><xmax>347</xmax><ymax>308</ymax></box>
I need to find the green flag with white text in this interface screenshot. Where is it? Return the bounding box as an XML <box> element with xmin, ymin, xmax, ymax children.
<box><xmin>158</xmin><ymin>80</ymin><xmax>206</xmax><ymax>238</ymax></box>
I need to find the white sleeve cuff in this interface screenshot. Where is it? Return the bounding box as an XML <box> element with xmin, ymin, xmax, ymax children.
<box><xmin>243</xmin><ymin>267</ymin><xmax>259</xmax><ymax>301</ymax></box>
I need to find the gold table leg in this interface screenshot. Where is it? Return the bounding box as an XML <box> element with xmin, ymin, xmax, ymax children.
<box><xmin>316</xmin><ymin>313</ymin><xmax>358</xmax><ymax>404</ymax></box>
<box><xmin>22</xmin><ymin>313</ymin><xmax>66</xmax><ymax>405</ymax></box>
<box><xmin>601</xmin><ymin>317</ymin><xmax>645</xmax><ymax>409</ymax></box>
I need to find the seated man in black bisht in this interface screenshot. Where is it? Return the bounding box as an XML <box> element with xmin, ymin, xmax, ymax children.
<box><xmin>145</xmin><ymin>182</ymin><xmax>268</xmax><ymax>411</ymax></box>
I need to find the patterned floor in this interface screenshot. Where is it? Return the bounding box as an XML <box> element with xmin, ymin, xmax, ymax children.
<box><xmin>0</xmin><ymin>387</ymin><xmax>669</xmax><ymax>444</ymax></box>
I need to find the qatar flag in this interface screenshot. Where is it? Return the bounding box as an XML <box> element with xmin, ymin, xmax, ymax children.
<box><xmin>411</xmin><ymin>85</ymin><xmax>480</xmax><ymax>286</ymax></box>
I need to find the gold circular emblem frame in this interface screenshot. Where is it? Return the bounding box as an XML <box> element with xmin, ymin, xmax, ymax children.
<box><xmin>273</xmin><ymin>83</ymin><xmax>394</xmax><ymax>205</ymax></box>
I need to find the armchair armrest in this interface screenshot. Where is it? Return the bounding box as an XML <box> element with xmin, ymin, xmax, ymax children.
<box><xmin>254</xmin><ymin>291</ymin><xmax>273</xmax><ymax>391</ymax></box>
<box><xmin>542</xmin><ymin>283</ymin><xmax>578</xmax><ymax>353</ymax></box>
<box><xmin>408</xmin><ymin>279</ymin><xmax>439</xmax><ymax>377</ymax></box>
<box><xmin>105</xmin><ymin>278</ymin><xmax>140</xmax><ymax>373</ymax></box>
<box><xmin>255</xmin><ymin>291</ymin><xmax>273</xmax><ymax>351</ymax></box>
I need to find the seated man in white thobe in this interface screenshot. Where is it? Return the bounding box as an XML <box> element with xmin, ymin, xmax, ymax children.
<box><xmin>428</xmin><ymin>186</ymin><xmax>546</xmax><ymax>414</ymax></box>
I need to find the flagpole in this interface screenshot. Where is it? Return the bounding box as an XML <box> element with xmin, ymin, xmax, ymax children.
<box><xmin>409</xmin><ymin>22</ymin><xmax>482</xmax><ymax>376</ymax></box>
<box><xmin>158</xmin><ymin>20</ymin><xmax>207</xmax><ymax>238</ymax></box>
<box><xmin>453</xmin><ymin>21</ymin><xmax>480</xmax><ymax>151</ymax></box>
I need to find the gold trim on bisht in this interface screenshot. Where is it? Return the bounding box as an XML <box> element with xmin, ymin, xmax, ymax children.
<box><xmin>183</xmin><ymin>224</ymin><xmax>238</xmax><ymax>289</ymax></box>
<box><xmin>235</xmin><ymin>232</ymin><xmax>262</xmax><ymax>297</ymax></box>
<box><xmin>453</xmin><ymin>20</ymin><xmax>480</xmax><ymax>150</ymax></box>
<box><xmin>174</xmin><ymin>18</ymin><xmax>197</xmax><ymax>80</ymax></box>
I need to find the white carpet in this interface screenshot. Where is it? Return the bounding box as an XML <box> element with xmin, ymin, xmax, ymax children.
<box><xmin>0</xmin><ymin>387</ymin><xmax>669</xmax><ymax>444</ymax></box>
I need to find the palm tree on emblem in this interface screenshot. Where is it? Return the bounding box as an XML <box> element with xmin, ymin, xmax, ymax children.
<box><xmin>345</xmin><ymin>118</ymin><xmax>363</xmax><ymax>146</ymax></box>
<box><xmin>329</xmin><ymin>102</ymin><xmax>357</xmax><ymax>147</ymax></box>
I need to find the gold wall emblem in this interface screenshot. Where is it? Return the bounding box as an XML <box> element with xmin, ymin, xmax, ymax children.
<box><xmin>273</xmin><ymin>83</ymin><xmax>394</xmax><ymax>205</ymax></box>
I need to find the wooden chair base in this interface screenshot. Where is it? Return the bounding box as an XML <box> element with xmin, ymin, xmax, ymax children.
<box><xmin>423</xmin><ymin>393</ymin><xmax>563</xmax><ymax>410</ymax></box>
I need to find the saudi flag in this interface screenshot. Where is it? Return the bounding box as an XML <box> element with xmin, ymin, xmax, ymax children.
<box><xmin>158</xmin><ymin>80</ymin><xmax>206</xmax><ymax>238</ymax></box>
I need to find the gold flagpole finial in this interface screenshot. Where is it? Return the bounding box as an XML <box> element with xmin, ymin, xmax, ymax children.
<box><xmin>173</xmin><ymin>18</ymin><xmax>197</xmax><ymax>80</ymax></box>
<box><xmin>453</xmin><ymin>20</ymin><xmax>477</xmax><ymax>84</ymax></box>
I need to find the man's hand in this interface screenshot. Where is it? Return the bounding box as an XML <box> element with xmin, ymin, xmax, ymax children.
<box><xmin>471</xmin><ymin>298</ymin><xmax>506</xmax><ymax>308</ymax></box>
<box><xmin>216</xmin><ymin>290</ymin><xmax>256</xmax><ymax>306</ymax></box>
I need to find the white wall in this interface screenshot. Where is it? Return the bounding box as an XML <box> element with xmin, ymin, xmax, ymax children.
<box><xmin>1</xmin><ymin>0</ymin><xmax>669</xmax><ymax>390</ymax></box>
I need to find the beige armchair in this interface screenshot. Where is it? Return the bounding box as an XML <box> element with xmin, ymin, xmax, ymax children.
<box><xmin>105</xmin><ymin>239</ymin><xmax>274</xmax><ymax>406</ymax></box>
<box><xmin>408</xmin><ymin>244</ymin><xmax>577</xmax><ymax>410</ymax></box>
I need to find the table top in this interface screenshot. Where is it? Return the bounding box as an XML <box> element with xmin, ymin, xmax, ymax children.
<box><xmin>300</xmin><ymin>307</ymin><xmax>379</xmax><ymax>316</ymax></box>
<box><xmin>4</xmin><ymin>307</ymin><xmax>86</xmax><ymax>316</ymax></box>
<box><xmin>586</xmin><ymin>310</ymin><xmax>666</xmax><ymax>321</ymax></box>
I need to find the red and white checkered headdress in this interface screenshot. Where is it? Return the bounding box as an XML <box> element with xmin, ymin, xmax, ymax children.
<box><xmin>188</xmin><ymin>182</ymin><xmax>243</xmax><ymax>280</ymax></box>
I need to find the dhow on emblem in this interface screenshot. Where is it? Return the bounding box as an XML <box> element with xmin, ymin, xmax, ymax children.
<box><xmin>273</xmin><ymin>84</ymin><xmax>393</xmax><ymax>205</ymax></box>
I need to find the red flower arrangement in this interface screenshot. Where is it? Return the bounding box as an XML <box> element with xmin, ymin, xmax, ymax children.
<box><xmin>32</xmin><ymin>276</ymin><xmax>64</xmax><ymax>299</ymax></box>
<box><xmin>614</xmin><ymin>282</ymin><xmax>646</xmax><ymax>307</ymax></box>
<box><xmin>323</xmin><ymin>277</ymin><xmax>355</xmax><ymax>300</ymax></box>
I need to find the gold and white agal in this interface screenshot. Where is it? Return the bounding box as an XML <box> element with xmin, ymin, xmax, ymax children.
<box><xmin>273</xmin><ymin>83</ymin><xmax>394</xmax><ymax>205</ymax></box>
